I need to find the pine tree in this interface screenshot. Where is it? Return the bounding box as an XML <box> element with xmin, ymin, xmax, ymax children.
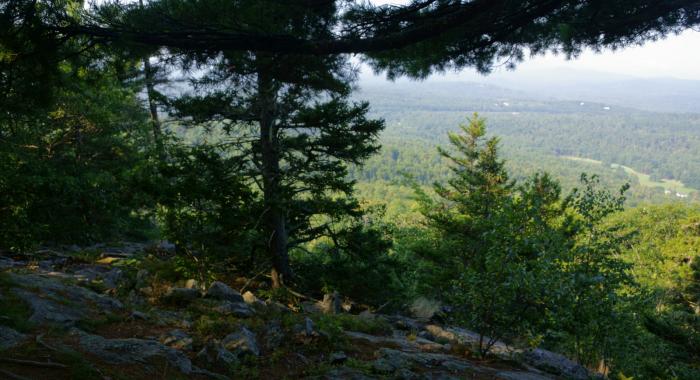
<box><xmin>165</xmin><ymin>1</ymin><xmax>384</xmax><ymax>287</ymax></box>
<box><xmin>416</xmin><ymin>114</ymin><xmax>566</xmax><ymax>355</ymax></box>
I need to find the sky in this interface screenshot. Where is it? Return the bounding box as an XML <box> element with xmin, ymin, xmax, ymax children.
<box><xmin>369</xmin><ymin>1</ymin><xmax>700</xmax><ymax>81</ymax></box>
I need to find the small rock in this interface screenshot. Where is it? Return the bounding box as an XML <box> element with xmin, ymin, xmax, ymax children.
<box><xmin>242</xmin><ymin>291</ymin><xmax>265</xmax><ymax>307</ymax></box>
<box><xmin>265</xmin><ymin>300</ymin><xmax>291</xmax><ymax>313</ymax></box>
<box><xmin>341</xmin><ymin>299</ymin><xmax>364</xmax><ymax>314</ymax></box>
<box><xmin>163</xmin><ymin>287</ymin><xmax>200</xmax><ymax>305</ymax></box>
<box><xmin>304</xmin><ymin>317</ymin><xmax>315</xmax><ymax>337</ymax></box>
<box><xmin>184</xmin><ymin>279</ymin><xmax>199</xmax><ymax>289</ymax></box>
<box><xmin>242</xmin><ymin>291</ymin><xmax>256</xmax><ymax>303</ymax></box>
<box><xmin>330</xmin><ymin>351</ymin><xmax>348</xmax><ymax>364</ymax></box>
<box><xmin>319</xmin><ymin>291</ymin><xmax>343</xmax><ymax>314</ymax></box>
<box><xmin>214</xmin><ymin>301</ymin><xmax>254</xmax><ymax>318</ymax></box>
<box><xmin>222</xmin><ymin>327</ymin><xmax>259</xmax><ymax>357</ymax></box>
<box><xmin>0</xmin><ymin>326</ymin><xmax>26</xmax><ymax>350</ymax></box>
<box><xmin>409</xmin><ymin>297</ymin><xmax>441</xmax><ymax>321</ymax></box>
<box><xmin>130</xmin><ymin>310</ymin><xmax>148</xmax><ymax>320</ymax></box>
<box><xmin>205</xmin><ymin>281</ymin><xmax>244</xmax><ymax>303</ymax></box>
<box><xmin>161</xmin><ymin>329</ymin><xmax>193</xmax><ymax>351</ymax></box>
<box><xmin>358</xmin><ymin>310</ymin><xmax>375</xmax><ymax>320</ymax></box>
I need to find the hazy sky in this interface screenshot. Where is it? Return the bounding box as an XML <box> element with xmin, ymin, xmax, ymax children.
<box><xmin>370</xmin><ymin>1</ymin><xmax>700</xmax><ymax>80</ymax></box>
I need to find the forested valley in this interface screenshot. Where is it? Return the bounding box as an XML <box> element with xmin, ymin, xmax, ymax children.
<box><xmin>349</xmin><ymin>80</ymin><xmax>700</xmax><ymax>218</ymax></box>
<box><xmin>1</xmin><ymin>1</ymin><xmax>699</xmax><ymax>380</ymax></box>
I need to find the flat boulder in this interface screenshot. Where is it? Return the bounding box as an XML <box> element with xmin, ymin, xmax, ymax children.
<box><xmin>73</xmin><ymin>329</ymin><xmax>192</xmax><ymax>374</ymax></box>
<box><xmin>8</xmin><ymin>273</ymin><xmax>123</xmax><ymax>326</ymax></box>
<box><xmin>214</xmin><ymin>301</ymin><xmax>254</xmax><ymax>318</ymax></box>
<box><xmin>205</xmin><ymin>281</ymin><xmax>244</xmax><ymax>303</ymax></box>
<box><xmin>521</xmin><ymin>348</ymin><xmax>589</xmax><ymax>380</ymax></box>
<box><xmin>372</xmin><ymin>348</ymin><xmax>477</xmax><ymax>375</ymax></box>
<box><xmin>330</xmin><ymin>351</ymin><xmax>348</xmax><ymax>364</ymax></box>
<box><xmin>72</xmin><ymin>265</ymin><xmax>124</xmax><ymax>290</ymax></box>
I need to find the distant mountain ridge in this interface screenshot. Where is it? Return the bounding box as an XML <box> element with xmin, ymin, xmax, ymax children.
<box><xmin>359</xmin><ymin>67</ymin><xmax>700</xmax><ymax>114</ymax></box>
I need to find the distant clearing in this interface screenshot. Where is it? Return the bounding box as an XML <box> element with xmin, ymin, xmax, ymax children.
<box><xmin>561</xmin><ymin>156</ymin><xmax>697</xmax><ymax>194</ymax></box>
<box><xmin>561</xmin><ymin>156</ymin><xmax>603</xmax><ymax>166</ymax></box>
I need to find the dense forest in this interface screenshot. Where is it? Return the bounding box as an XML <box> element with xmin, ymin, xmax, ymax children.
<box><xmin>2</xmin><ymin>1</ymin><xmax>700</xmax><ymax>379</ymax></box>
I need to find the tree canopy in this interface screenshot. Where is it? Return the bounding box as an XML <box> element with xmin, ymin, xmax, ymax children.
<box><xmin>4</xmin><ymin>1</ymin><xmax>700</xmax><ymax>78</ymax></box>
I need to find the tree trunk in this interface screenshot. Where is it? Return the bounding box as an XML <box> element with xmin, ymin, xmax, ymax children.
<box><xmin>139</xmin><ymin>0</ymin><xmax>163</xmax><ymax>155</ymax></box>
<box><xmin>143</xmin><ymin>56</ymin><xmax>162</xmax><ymax>152</ymax></box>
<box><xmin>257</xmin><ymin>65</ymin><xmax>291</xmax><ymax>288</ymax></box>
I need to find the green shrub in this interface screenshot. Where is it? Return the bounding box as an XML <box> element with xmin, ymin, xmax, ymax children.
<box><xmin>0</xmin><ymin>58</ymin><xmax>155</xmax><ymax>251</ymax></box>
<box><xmin>292</xmin><ymin>207</ymin><xmax>408</xmax><ymax>308</ymax></box>
<box><xmin>156</xmin><ymin>144</ymin><xmax>263</xmax><ymax>282</ymax></box>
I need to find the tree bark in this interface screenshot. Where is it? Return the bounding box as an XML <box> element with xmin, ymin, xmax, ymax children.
<box><xmin>143</xmin><ymin>57</ymin><xmax>162</xmax><ymax>151</ymax></box>
<box><xmin>257</xmin><ymin>63</ymin><xmax>292</xmax><ymax>288</ymax></box>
